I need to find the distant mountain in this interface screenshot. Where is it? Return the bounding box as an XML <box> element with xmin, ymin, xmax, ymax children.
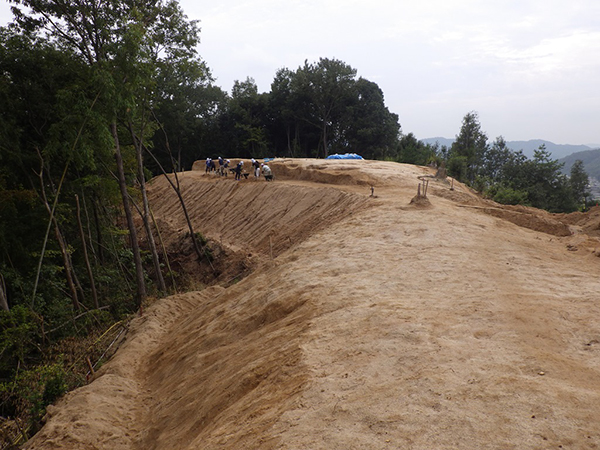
<box><xmin>558</xmin><ymin>148</ymin><xmax>600</xmax><ymax>180</ymax></box>
<box><xmin>505</xmin><ymin>140</ymin><xmax>595</xmax><ymax>159</ymax></box>
<box><xmin>420</xmin><ymin>137</ymin><xmax>455</xmax><ymax>148</ymax></box>
<box><xmin>420</xmin><ymin>137</ymin><xmax>597</xmax><ymax>160</ymax></box>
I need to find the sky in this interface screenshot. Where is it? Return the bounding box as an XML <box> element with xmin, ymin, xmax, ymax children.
<box><xmin>2</xmin><ymin>0</ymin><xmax>599</xmax><ymax>145</ymax></box>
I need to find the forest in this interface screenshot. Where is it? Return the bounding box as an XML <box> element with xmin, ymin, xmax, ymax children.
<box><xmin>0</xmin><ymin>0</ymin><xmax>592</xmax><ymax>443</ymax></box>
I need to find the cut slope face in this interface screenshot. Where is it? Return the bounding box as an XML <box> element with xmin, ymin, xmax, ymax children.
<box><xmin>25</xmin><ymin>160</ymin><xmax>600</xmax><ymax>449</ymax></box>
<box><xmin>146</xmin><ymin>165</ymin><xmax>370</xmax><ymax>283</ymax></box>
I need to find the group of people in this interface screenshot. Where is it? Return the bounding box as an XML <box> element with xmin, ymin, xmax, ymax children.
<box><xmin>205</xmin><ymin>157</ymin><xmax>273</xmax><ymax>181</ymax></box>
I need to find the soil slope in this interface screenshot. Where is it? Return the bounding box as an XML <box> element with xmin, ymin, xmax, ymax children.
<box><xmin>25</xmin><ymin>159</ymin><xmax>600</xmax><ymax>449</ymax></box>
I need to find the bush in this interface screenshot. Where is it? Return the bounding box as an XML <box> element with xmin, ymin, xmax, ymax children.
<box><xmin>0</xmin><ymin>306</ymin><xmax>41</xmax><ymax>378</ymax></box>
<box><xmin>490</xmin><ymin>186</ymin><xmax>529</xmax><ymax>205</ymax></box>
<box><xmin>0</xmin><ymin>364</ymin><xmax>68</xmax><ymax>433</ymax></box>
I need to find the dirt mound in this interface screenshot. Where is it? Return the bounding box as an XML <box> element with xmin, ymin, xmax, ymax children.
<box><xmin>24</xmin><ymin>159</ymin><xmax>600</xmax><ymax>449</ymax></box>
<box><xmin>462</xmin><ymin>204</ymin><xmax>573</xmax><ymax>237</ymax></box>
<box><xmin>555</xmin><ymin>205</ymin><xmax>600</xmax><ymax>237</ymax></box>
<box><xmin>269</xmin><ymin>159</ymin><xmax>380</xmax><ymax>186</ymax></box>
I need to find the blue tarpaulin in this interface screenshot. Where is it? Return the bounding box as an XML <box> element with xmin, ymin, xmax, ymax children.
<box><xmin>326</xmin><ymin>153</ymin><xmax>364</xmax><ymax>160</ymax></box>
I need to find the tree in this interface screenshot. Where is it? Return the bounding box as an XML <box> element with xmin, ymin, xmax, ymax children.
<box><xmin>397</xmin><ymin>133</ymin><xmax>437</xmax><ymax>165</ymax></box>
<box><xmin>449</xmin><ymin>111</ymin><xmax>488</xmax><ymax>184</ymax></box>
<box><xmin>266</xmin><ymin>60</ymin><xmax>400</xmax><ymax>159</ymax></box>
<box><xmin>296</xmin><ymin>58</ymin><xmax>357</xmax><ymax>157</ymax></box>
<box><xmin>570</xmin><ymin>159</ymin><xmax>590</xmax><ymax>209</ymax></box>
<box><xmin>269</xmin><ymin>68</ymin><xmax>302</xmax><ymax>157</ymax></box>
<box><xmin>0</xmin><ymin>28</ymin><xmax>111</xmax><ymax>315</ymax></box>
<box><xmin>224</xmin><ymin>77</ymin><xmax>270</xmax><ymax>157</ymax></box>
<box><xmin>343</xmin><ymin>78</ymin><xmax>400</xmax><ymax>159</ymax></box>
<box><xmin>9</xmin><ymin>0</ymin><xmax>204</xmax><ymax>308</ymax></box>
<box><xmin>480</xmin><ymin>136</ymin><xmax>513</xmax><ymax>180</ymax></box>
<box><xmin>149</xmin><ymin>16</ymin><xmax>224</xmax><ymax>171</ymax></box>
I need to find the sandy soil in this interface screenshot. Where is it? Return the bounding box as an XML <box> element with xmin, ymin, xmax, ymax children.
<box><xmin>24</xmin><ymin>159</ymin><xmax>600</xmax><ymax>449</ymax></box>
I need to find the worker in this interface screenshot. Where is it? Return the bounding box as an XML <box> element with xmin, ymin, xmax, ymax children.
<box><xmin>261</xmin><ymin>163</ymin><xmax>273</xmax><ymax>181</ymax></box>
<box><xmin>234</xmin><ymin>161</ymin><xmax>244</xmax><ymax>180</ymax></box>
<box><xmin>251</xmin><ymin>158</ymin><xmax>261</xmax><ymax>178</ymax></box>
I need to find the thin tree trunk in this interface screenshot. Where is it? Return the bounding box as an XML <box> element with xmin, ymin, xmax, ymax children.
<box><xmin>149</xmin><ymin>205</ymin><xmax>176</xmax><ymax>291</ymax></box>
<box><xmin>143</xmin><ymin>143</ymin><xmax>212</xmax><ymax>270</ymax></box>
<box><xmin>322</xmin><ymin>120</ymin><xmax>328</xmax><ymax>158</ymax></box>
<box><xmin>129</xmin><ymin>123</ymin><xmax>167</xmax><ymax>294</ymax></box>
<box><xmin>66</xmin><ymin>246</ymin><xmax>86</xmax><ymax>301</ymax></box>
<box><xmin>91</xmin><ymin>196</ymin><xmax>105</xmax><ymax>264</ymax></box>
<box><xmin>145</xmin><ymin>113</ymin><xmax>215</xmax><ymax>273</ymax></box>
<box><xmin>0</xmin><ymin>273</ymin><xmax>9</xmax><ymax>311</ymax></box>
<box><xmin>54</xmin><ymin>225</ymin><xmax>81</xmax><ymax>311</ymax></box>
<box><xmin>111</xmin><ymin>121</ymin><xmax>146</xmax><ymax>309</ymax></box>
<box><xmin>80</xmin><ymin>188</ymin><xmax>98</xmax><ymax>263</ymax></box>
<box><xmin>35</xmin><ymin>154</ymin><xmax>80</xmax><ymax>311</ymax></box>
<box><xmin>286</xmin><ymin>124</ymin><xmax>293</xmax><ymax>157</ymax></box>
<box><xmin>76</xmin><ymin>194</ymin><xmax>99</xmax><ymax>309</ymax></box>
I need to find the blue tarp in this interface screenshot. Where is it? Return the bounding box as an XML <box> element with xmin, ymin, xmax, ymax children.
<box><xmin>326</xmin><ymin>153</ymin><xmax>364</xmax><ymax>160</ymax></box>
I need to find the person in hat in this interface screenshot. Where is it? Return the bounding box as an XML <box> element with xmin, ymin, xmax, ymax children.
<box><xmin>234</xmin><ymin>160</ymin><xmax>244</xmax><ymax>180</ymax></box>
<box><xmin>261</xmin><ymin>163</ymin><xmax>273</xmax><ymax>181</ymax></box>
<box><xmin>251</xmin><ymin>158</ymin><xmax>261</xmax><ymax>178</ymax></box>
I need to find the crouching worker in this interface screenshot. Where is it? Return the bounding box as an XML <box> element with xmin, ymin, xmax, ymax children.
<box><xmin>261</xmin><ymin>163</ymin><xmax>273</xmax><ymax>181</ymax></box>
<box><xmin>234</xmin><ymin>161</ymin><xmax>244</xmax><ymax>180</ymax></box>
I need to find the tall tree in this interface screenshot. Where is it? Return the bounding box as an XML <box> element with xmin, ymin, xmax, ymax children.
<box><xmin>297</xmin><ymin>58</ymin><xmax>357</xmax><ymax>158</ymax></box>
<box><xmin>397</xmin><ymin>133</ymin><xmax>437</xmax><ymax>165</ymax></box>
<box><xmin>449</xmin><ymin>111</ymin><xmax>488</xmax><ymax>184</ymax></box>
<box><xmin>269</xmin><ymin>68</ymin><xmax>299</xmax><ymax>156</ymax></box>
<box><xmin>9</xmin><ymin>0</ymin><xmax>203</xmax><ymax>307</ymax></box>
<box><xmin>343</xmin><ymin>78</ymin><xmax>400</xmax><ymax>159</ymax></box>
<box><xmin>225</xmin><ymin>77</ymin><xmax>270</xmax><ymax>158</ymax></box>
<box><xmin>570</xmin><ymin>159</ymin><xmax>590</xmax><ymax>208</ymax></box>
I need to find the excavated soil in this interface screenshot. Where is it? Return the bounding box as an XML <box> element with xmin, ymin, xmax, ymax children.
<box><xmin>25</xmin><ymin>159</ymin><xmax>600</xmax><ymax>449</ymax></box>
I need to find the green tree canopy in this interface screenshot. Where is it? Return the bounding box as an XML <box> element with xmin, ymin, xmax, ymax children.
<box><xmin>449</xmin><ymin>111</ymin><xmax>488</xmax><ymax>184</ymax></box>
<box><xmin>569</xmin><ymin>159</ymin><xmax>590</xmax><ymax>208</ymax></box>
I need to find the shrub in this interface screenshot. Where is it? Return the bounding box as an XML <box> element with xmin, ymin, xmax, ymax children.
<box><xmin>0</xmin><ymin>364</ymin><xmax>68</xmax><ymax>433</ymax></box>
<box><xmin>490</xmin><ymin>186</ymin><xmax>529</xmax><ymax>205</ymax></box>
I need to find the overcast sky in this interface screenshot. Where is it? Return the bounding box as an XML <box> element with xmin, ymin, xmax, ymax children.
<box><xmin>2</xmin><ymin>0</ymin><xmax>599</xmax><ymax>145</ymax></box>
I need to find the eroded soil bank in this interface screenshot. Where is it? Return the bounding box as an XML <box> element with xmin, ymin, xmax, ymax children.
<box><xmin>25</xmin><ymin>159</ymin><xmax>600</xmax><ymax>449</ymax></box>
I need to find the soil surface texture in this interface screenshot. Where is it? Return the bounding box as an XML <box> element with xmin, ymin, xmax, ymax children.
<box><xmin>25</xmin><ymin>159</ymin><xmax>600</xmax><ymax>449</ymax></box>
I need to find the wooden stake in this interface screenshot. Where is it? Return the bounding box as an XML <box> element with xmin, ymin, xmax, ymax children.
<box><xmin>86</xmin><ymin>356</ymin><xmax>95</xmax><ymax>382</ymax></box>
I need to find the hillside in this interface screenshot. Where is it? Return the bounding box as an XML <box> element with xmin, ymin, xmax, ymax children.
<box><xmin>24</xmin><ymin>159</ymin><xmax>600</xmax><ymax>449</ymax></box>
<box><xmin>559</xmin><ymin>148</ymin><xmax>600</xmax><ymax>178</ymax></box>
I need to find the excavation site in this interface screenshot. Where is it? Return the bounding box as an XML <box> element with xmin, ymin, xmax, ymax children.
<box><xmin>24</xmin><ymin>159</ymin><xmax>600</xmax><ymax>449</ymax></box>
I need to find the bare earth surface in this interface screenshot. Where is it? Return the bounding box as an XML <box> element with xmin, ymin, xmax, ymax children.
<box><xmin>25</xmin><ymin>159</ymin><xmax>600</xmax><ymax>449</ymax></box>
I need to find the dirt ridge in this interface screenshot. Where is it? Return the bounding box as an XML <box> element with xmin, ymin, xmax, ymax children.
<box><xmin>24</xmin><ymin>159</ymin><xmax>600</xmax><ymax>449</ymax></box>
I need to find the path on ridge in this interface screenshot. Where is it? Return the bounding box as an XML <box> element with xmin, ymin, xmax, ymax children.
<box><xmin>25</xmin><ymin>160</ymin><xmax>600</xmax><ymax>449</ymax></box>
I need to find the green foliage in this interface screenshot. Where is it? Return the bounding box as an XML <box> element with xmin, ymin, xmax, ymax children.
<box><xmin>343</xmin><ymin>78</ymin><xmax>400</xmax><ymax>160</ymax></box>
<box><xmin>194</xmin><ymin>232</ymin><xmax>213</xmax><ymax>262</ymax></box>
<box><xmin>447</xmin><ymin>156</ymin><xmax>469</xmax><ymax>182</ymax></box>
<box><xmin>488</xmin><ymin>185</ymin><xmax>529</xmax><ymax>205</ymax></box>
<box><xmin>0</xmin><ymin>363</ymin><xmax>67</xmax><ymax>432</ymax></box>
<box><xmin>441</xmin><ymin>113</ymin><xmax>580</xmax><ymax>213</ymax></box>
<box><xmin>569</xmin><ymin>160</ymin><xmax>591</xmax><ymax>208</ymax></box>
<box><xmin>449</xmin><ymin>111</ymin><xmax>488</xmax><ymax>184</ymax></box>
<box><xmin>0</xmin><ymin>306</ymin><xmax>41</xmax><ymax>377</ymax></box>
<box><xmin>397</xmin><ymin>133</ymin><xmax>437</xmax><ymax>165</ymax></box>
